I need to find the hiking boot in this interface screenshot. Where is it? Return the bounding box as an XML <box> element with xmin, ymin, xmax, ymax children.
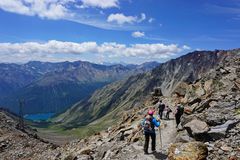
<box><xmin>144</xmin><ymin>151</ymin><xmax>149</xmax><ymax>155</ymax></box>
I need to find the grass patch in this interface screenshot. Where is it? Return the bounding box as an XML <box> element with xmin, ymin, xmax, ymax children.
<box><xmin>30</xmin><ymin>116</ymin><xmax>116</xmax><ymax>139</ymax></box>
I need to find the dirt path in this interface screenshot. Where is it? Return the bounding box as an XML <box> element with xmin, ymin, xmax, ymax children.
<box><xmin>158</xmin><ymin>117</ymin><xmax>178</xmax><ymax>151</ymax></box>
<box><xmin>126</xmin><ymin>112</ymin><xmax>177</xmax><ymax>160</ymax></box>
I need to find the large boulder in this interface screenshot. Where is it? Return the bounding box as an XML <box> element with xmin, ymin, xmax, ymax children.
<box><xmin>184</xmin><ymin>119</ymin><xmax>210</xmax><ymax>137</ymax></box>
<box><xmin>192</xmin><ymin>98</ymin><xmax>217</xmax><ymax>113</ymax></box>
<box><xmin>168</xmin><ymin>142</ymin><xmax>208</xmax><ymax>160</ymax></box>
<box><xmin>174</xmin><ymin>82</ymin><xmax>189</xmax><ymax>97</ymax></box>
<box><xmin>194</xmin><ymin>82</ymin><xmax>206</xmax><ymax>97</ymax></box>
<box><xmin>204</xmin><ymin>79</ymin><xmax>214</xmax><ymax>94</ymax></box>
<box><xmin>208</xmin><ymin>120</ymin><xmax>240</xmax><ymax>140</ymax></box>
<box><xmin>204</xmin><ymin>104</ymin><xmax>235</xmax><ymax>126</ymax></box>
<box><xmin>152</xmin><ymin>87</ymin><xmax>163</xmax><ymax>96</ymax></box>
<box><xmin>181</xmin><ymin>114</ymin><xmax>205</xmax><ymax>127</ymax></box>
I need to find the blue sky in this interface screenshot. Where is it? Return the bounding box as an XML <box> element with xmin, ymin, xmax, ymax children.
<box><xmin>0</xmin><ymin>0</ymin><xmax>239</xmax><ymax>64</ymax></box>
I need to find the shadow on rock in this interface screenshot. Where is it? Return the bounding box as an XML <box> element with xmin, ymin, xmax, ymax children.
<box><xmin>152</xmin><ymin>151</ymin><xmax>168</xmax><ymax>159</ymax></box>
<box><xmin>163</xmin><ymin>118</ymin><xmax>175</xmax><ymax>121</ymax></box>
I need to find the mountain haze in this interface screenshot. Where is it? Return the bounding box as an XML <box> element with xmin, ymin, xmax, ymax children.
<box><xmin>0</xmin><ymin>61</ymin><xmax>159</xmax><ymax>114</ymax></box>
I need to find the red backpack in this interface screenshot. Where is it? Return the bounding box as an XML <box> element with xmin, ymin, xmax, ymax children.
<box><xmin>143</xmin><ymin>115</ymin><xmax>154</xmax><ymax>132</ymax></box>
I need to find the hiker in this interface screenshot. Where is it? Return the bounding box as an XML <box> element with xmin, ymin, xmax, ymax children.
<box><xmin>175</xmin><ymin>103</ymin><xmax>184</xmax><ymax>128</ymax></box>
<box><xmin>157</xmin><ymin>100</ymin><xmax>165</xmax><ymax>119</ymax></box>
<box><xmin>142</xmin><ymin>110</ymin><xmax>161</xmax><ymax>154</ymax></box>
<box><xmin>165</xmin><ymin>106</ymin><xmax>172</xmax><ymax>120</ymax></box>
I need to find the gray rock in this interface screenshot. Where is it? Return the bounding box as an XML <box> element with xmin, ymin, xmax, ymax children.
<box><xmin>218</xmin><ymin>149</ymin><xmax>224</xmax><ymax>155</ymax></box>
<box><xmin>175</xmin><ymin>131</ymin><xmax>194</xmax><ymax>143</ymax></box>
<box><xmin>188</xmin><ymin>98</ymin><xmax>202</xmax><ymax>106</ymax></box>
<box><xmin>205</xmin><ymin>106</ymin><xmax>226</xmax><ymax>126</ymax></box>
<box><xmin>208</xmin><ymin>120</ymin><xmax>240</xmax><ymax>140</ymax></box>
<box><xmin>192</xmin><ymin>98</ymin><xmax>217</xmax><ymax>113</ymax></box>
<box><xmin>181</xmin><ymin>114</ymin><xmax>204</xmax><ymax>126</ymax></box>
<box><xmin>184</xmin><ymin>119</ymin><xmax>210</xmax><ymax>137</ymax></box>
<box><xmin>76</xmin><ymin>155</ymin><xmax>93</xmax><ymax>160</ymax></box>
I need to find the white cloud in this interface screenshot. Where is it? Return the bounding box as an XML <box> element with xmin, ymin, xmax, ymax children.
<box><xmin>0</xmin><ymin>40</ymin><xmax>98</xmax><ymax>55</ymax></box>
<box><xmin>0</xmin><ymin>0</ymin><xmax>145</xmax><ymax>30</ymax></box>
<box><xmin>0</xmin><ymin>40</ymin><xmax>190</xmax><ymax>63</ymax></box>
<box><xmin>138</xmin><ymin>13</ymin><xmax>146</xmax><ymax>22</ymax></box>
<box><xmin>107</xmin><ymin>13</ymin><xmax>137</xmax><ymax>25</ymax></box>
<box><xmin>148</xmin><ymin>18</ymin><xmax>154</xmax><ymax>23</ymax></box>
<box><xmin>0</xmin><ymin>0</ymin><xmax>74</xmax><ymax>20</ymax></box>
<box><xmin>107</xmin><ymin>13</ymin><xmax>147</xmax><ymax>25</ymax></box>
<box><xmin>182</xmin><ymin>45</ymin><xmax>191</xmax><ymax>50</ymax></box>
<box><xmin>132</xmin><ymin>31</ymin><xmax>145</xmax><ymax>38</ymax></box>
<box><xmin>80</xmin><ymin>0</ymin><xmax>119</xmax><ymax>9</ymax></box>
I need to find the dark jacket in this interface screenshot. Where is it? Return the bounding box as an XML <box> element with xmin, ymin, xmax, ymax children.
<box><xmin>158</xmin><ymin>103</ymin><xmax>165</xmax><ymax>111</ymax></box>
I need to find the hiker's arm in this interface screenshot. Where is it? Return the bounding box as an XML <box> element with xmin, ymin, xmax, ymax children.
<box><xmin>174</xmin><ymin>108</ymin><xmax>178</xmax><ymax>115</ymax></box>
<box><xmin>153</xmin><ymin>118</ymin><xmax>160</xmax><ymax>127</ymax></box>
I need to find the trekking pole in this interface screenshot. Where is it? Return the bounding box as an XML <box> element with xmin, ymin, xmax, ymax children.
<box><xmin>159</xmin><ymin>125</ymin><xmax>162</xmax><ymax>150</ymax></box>
<box><xmin>157</xmin><ymin>114</ymin><xmax>163</xmax><ymax>150</ymax></box>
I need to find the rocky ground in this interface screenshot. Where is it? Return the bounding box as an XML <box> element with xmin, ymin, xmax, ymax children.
<box><xmin>0</xmin><ymin>107</ymin><xmax>176</xmax><ymax>160</ymax></box>
<box><xmin>0</xmin><ymin>111</ymin><xmax>58</xmax><ymax>160</ymax></box>
<box><xmin>0</xmin><ymin>56</ymin><xmax>239</xmax><ymax>160</ymax></box>
<box><xmin>168</xmin><ymin>56</ymin><xmax>240</xmax><ymax>159</ymax></box>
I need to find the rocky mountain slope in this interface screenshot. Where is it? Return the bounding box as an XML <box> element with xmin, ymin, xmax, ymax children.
<box><xmin>55</xmin><ymin>49</ymin><xmax>238</xmax><ymax>131</ymax></box>
<box><xmin>170</xmin><ymin>55</ymin><xmax>240</xmax><ymax>160</ymax></box>
<box><xmin>0</xmin><ymin>109</ymin><xmax>59</xmax><ymax>160</ymax></box>
<box><xmin>1</xmin><ymin>50</ymin><xmax>239</xmax><ymax>160</ymax></box>
<box><xmin>0</xmin><ymin>61</ymin><xmax>158</xmax><ymax>114</ymax></box>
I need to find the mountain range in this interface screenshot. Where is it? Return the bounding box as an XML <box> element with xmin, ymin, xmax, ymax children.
<box><xmin>53</xmin><ymin>49</ymin><xmax>239</xmax><ymax>131</ymax></box>
<box><xmin>0</xmin><ymin>61</ymin><xmax>159</xmax><ymax>114</ymax></box>
<box><xmin>1</xmin><ymin>48</ymin><xmax>239</xmax><ymax>160</ymax></box>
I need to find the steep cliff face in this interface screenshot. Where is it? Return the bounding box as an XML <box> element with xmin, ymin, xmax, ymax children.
<box><xmin>168</xmin><ymin>54</ymin><xmax>240</xmax><ymax>160</ymax></box>
<box><xmin>149</xmin><ymin>50</ymin><xmax>228</xmax><ymax>95</ymax></box>
<box><xmin>55</xmin><ymin>49</ymin><xmax>239</xmax><ymax>129</ymax></box>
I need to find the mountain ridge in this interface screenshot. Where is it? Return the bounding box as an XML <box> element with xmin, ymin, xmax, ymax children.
<box><xmin>0</xmin><ymin>60</ymin><xmax>159</xmax><ymax>114</ymax></box>
<box><xmin>54</xmin><ymin>49</ymin><xmax>239</xmax><ymax>131</ymax></box>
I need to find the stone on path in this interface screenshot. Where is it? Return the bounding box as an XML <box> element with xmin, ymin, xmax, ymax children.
<box><xmin>168</xmin><ymin>142</ymin><xmax>208</xmax><ymax>160</ymax></box>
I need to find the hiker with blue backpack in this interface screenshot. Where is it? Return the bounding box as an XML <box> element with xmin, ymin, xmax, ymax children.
<box><xmin>141</xmin><ymin>110</ymin><xmax>161</xmax><ymax>154</ymax></box>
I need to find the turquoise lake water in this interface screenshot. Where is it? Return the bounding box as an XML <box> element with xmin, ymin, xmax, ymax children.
<box><xmin>24</xmin><ymin>113</ymin><xmax>55</xmax><ymax>121</ymax></box>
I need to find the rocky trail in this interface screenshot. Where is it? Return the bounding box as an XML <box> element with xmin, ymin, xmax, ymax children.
<box><xmin>129</xmin><ymin>114</ymin><xmax>178</xmax><ymax>160</ymax></box>
<box><xmin>0</xmin><ymin>52</ymin><xmax>240</xmax><ymax>160</ymax></box>
<box><xmin>97</xmin><ymin>116</ymin><xmax>178</xmax><ymax>160</ymax></box>
<box><xmin>159</xmin><ymin>117</ymin><xmax>178</xmax><ymax>151</ymax></box>
<box><xmin>0</xmin><ymin>102</ymin><xmax>180</xmax><ymax>160</ymax></box>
